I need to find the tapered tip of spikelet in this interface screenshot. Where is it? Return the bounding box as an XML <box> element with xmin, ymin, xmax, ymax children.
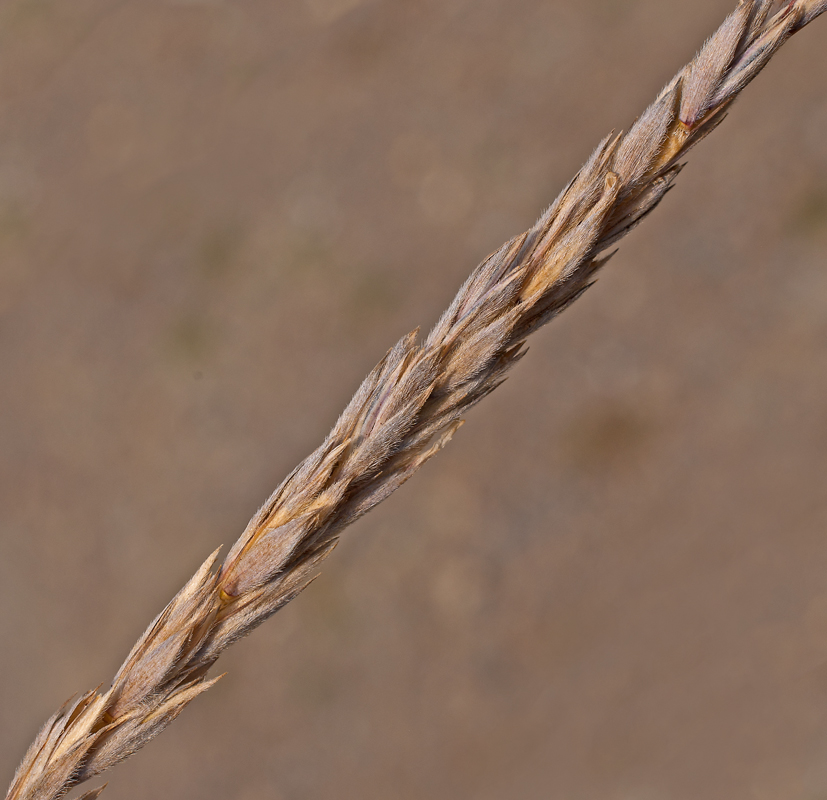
<box><xmin>77</xmin><ymin>785</ymin><xmax>107</xmax><ymax>800</ymax></box>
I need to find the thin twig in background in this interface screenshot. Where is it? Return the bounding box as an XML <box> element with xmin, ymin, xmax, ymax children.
<box><xmin>4</xmin><ymin>1</ymin><xmax>826</xmax><ymax>798</ymax></box>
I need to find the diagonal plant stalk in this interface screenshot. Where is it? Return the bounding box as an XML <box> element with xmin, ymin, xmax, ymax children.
<box><xmin>5</xmin><ymin>1</ymin><xmax>826</xmax><ymax>798</ymax></box>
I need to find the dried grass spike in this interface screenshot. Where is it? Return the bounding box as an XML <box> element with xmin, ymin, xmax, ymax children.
<box><xmin>4</xmin><ymin>4</ymin><xmax>825</xmax><ymax>799</ymax></box>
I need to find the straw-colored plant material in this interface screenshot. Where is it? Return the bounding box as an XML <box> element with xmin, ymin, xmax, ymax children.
<box><xmin>5</xmin><ymin>2</ymin><xmax>826</xmax><ymax>798</ymax></box>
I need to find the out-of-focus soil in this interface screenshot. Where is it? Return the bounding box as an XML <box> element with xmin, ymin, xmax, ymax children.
<box><xmin>1</xmin><ymin>2</ymin><xmax>827</xmax><ymax>799</ymax></box>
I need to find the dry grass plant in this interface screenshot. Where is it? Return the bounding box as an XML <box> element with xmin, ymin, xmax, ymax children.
<box><xmin>4</xmin><ymin>1</ymin><xmax>827</xmax><ymax>798</ymax></box>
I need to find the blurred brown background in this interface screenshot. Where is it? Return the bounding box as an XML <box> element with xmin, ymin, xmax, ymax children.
<box><xmin>1</xmin><ymin>1</ymin><xmax>826</xmax><ymax>798</ymax></box>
